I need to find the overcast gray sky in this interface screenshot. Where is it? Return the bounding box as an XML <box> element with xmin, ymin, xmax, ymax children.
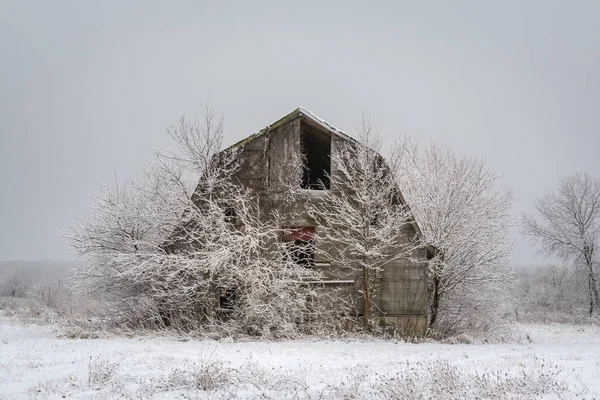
<box><xmin>1</xmin><ymin>0</ymin><xmax>599</xmax><ymax>265</ymax></box>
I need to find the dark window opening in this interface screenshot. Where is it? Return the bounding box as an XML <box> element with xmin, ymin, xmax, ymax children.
<box><xmin>300</xmin><ymin>124</ymin><xmax>331</xmax><ymax>190</ymax></box>
<box><xmin>284</xmin><ymin>227</ymin><xmax>315</xmax><ymax>268</ymax></box>
<box><xmin>223</xmin><ymin>206</ymin><xmax>237</xmax><ymax>224</ymax></box>
<box><xmin>219</xmin><ymin>289</ymin><xmax>236</xmax><ymax>310</ymax></box>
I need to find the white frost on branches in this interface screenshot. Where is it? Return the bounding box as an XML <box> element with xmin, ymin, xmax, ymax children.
<box><xmin>64</xmin><ymin>108</ymin><xmax>343</xmax><ymax>337</ymax></box>
<box><xmin>303</xmin><ymin>114</ymin><xmax>419</xmax><ymax>331</ymax></box>
<box><xmin>523</xmin><ymin>173</ymin><xmax>600</xmax><ymax>316</ymax></box>
<box><xmin>393</xmin><ymin>139</ymin><xmax>515</xmax><ymax>332</ymax></box>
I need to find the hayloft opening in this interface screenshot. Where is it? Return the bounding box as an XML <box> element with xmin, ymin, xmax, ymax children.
<box><xmin>300</xmin><ymin>123</ymin><xmax>331</xmax><ymax>190</ymax></box>
<box><xmin>219</xmin><ymin>288</ymin><xmax>236</xmax><ymax>310</ymax></box>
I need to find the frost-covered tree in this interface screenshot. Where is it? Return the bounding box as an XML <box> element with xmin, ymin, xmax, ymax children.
<box><xmin>514</xmin><ymin>264</ymin><xmax>589</xmax><ymax>322</ymax></box>
<box><xmin>65</xmin><ymin>107</ymin><xmax>336</xmax><ymax>336</ymax></box>
<box><xmin>303</xmin><ymin>114</ymin><xmax>419</xmax><ymax>331</ymax></box>
<box><xmin>523</xmin><ymin>173</ymin><xmax>600</xmax><ymax>316</ymax></box>
<box><xmin>393</xmin><ymin>140</ymin><xmax>515</xmax><ymax>332</ymax></box>
<box><xmin>2</xmin><ymin>269</ymin><xmax>27</xmax><ymax>298</ymax></box>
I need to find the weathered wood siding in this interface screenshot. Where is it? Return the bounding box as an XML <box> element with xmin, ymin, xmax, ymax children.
<box><xmin>228</xmin><ymin>115</ymin><xmax>428</xmax><ymax>335</ymax></box>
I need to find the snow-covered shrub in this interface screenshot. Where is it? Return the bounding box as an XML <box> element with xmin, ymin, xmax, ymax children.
<box><xmin>162</xmin><ymin>362</ymin><xmax>235</xmax><ymax>392</ymax></box>
<box><xmin>513</xmin><ymin>265</ymin><xmax>599</xmax><ymax>324</ymax></box>
<box><xmin>0</xmin><ymin>296</ymin><xmax>30</xmax><ymax>315</ymax></box>
<box><xmin>1</xmin><ymin>277</ymin><xmax>99</xmax><ymax>326</ymax></box>
<box><xmin>427</xmin><ymin>281</ymin><xmax>518</xmax><ymax>341</ymax></box>
<box><xmin>238</xmin><ymin>362</ymin><xmax>311</xmax><ymax>396</ymax></box>
<box><xmin>28</xmin><ymin>277</ymin><xmax>76</xmax><ymax>314</ymax></box>
<box><xmin>0</xmin><ymin>295</ymin><xmax>64</xmax><ymax>325</ymax></box>
<box><xmin>161</xmin><ymin>349</ymin><xmax>236</xmax><ymax>392</ymax></box>
<box><xmin>88</xmin><ymin>356</ymin><xmax>119</xmax><ymax>387</ymax></box>
<box><xmin>377</xmin><ymin>358</ymin><xmax>573</xmax><ymax>399</ymax></box>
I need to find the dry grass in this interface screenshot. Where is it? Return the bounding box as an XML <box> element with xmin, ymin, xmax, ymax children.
<box><xmin>377</xmin><ymin>358</ymin><xmax>573</xmax><ymax>400</ymax></box>
<box><xmin>88</xmin><ymin>356</ymin><xmax>119</xmax><ymax>387</ymax></box>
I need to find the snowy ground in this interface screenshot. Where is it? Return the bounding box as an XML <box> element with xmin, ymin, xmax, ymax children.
<box><xmin>1</xmin><ymin>322</ymin><xmax>599</xmax><ymax>399</ymax></box>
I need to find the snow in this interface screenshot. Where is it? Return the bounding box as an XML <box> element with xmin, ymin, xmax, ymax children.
<box><xmin>296</xmin><ymin>106</ymin><xmax>356</xmax><ymax>143</ymax></box>
<box><xmin>1</xmin><ymin>322</ymin><xmax>599</xmax><ymax>399</ymax></box>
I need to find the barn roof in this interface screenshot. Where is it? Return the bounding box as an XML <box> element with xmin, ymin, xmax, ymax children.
<box><xmin>225</xmin><ymin>107</ymin><xmax>427</xmax><ymax>238</ymax></box>
<box><xmin>226</xmin><ymin>107</ymin><xmax>357</xmax><ymax>151</ymax></box>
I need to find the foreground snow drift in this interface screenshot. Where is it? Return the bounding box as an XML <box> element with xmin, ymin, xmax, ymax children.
<box><xmin>0</xmin><ymin>323</ymin><xmax>598</xmax><ymax>399</ymax></box>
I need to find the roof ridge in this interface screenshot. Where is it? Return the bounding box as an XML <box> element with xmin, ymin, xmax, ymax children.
<box><xmin>295</xmin><ymin>107</ymin><xmax>355</xmax><ymax>142</ymax></box>
<box><xmin>226</xmin><ymin>107</ymin><xmax>355</xmax><ymax>151</ymax></box>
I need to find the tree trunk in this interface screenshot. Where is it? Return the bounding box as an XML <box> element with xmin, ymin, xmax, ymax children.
<box><xmin>589</xmin><ymin>274</ymin><xmax>594</xmax><ymax>317</ymax></box>
<box><xmin>589</xmin><ymin>270</ymin><xmax>600</xmax><ymax>306</ymax></box>
<box><xmin>429</xmin><ymin>275</ymin><xmax>441</xmax><ymax>328</ymax></box>
<box><xmin>585</xmin><ymin>249</ymin><xmax>599</xmax><ymax>315</ymax></box>
<box><xmin>362</xmin><ymin>266</ymin><xmax>371</xmax><ymax>331</ymax></box>
<box><xmin>588</xmin><ymin>269</ymin><xmax>599</xmax><ymax>316</ymax></box>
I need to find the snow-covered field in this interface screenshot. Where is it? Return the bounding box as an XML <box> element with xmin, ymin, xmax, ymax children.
<box><xmin>1</xmin><ymin>322</ymin><xmax>599</xmax><ymax>399</ymax></box>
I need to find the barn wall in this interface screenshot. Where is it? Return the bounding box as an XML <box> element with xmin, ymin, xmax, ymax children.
<box><xmin>230</xmin><ymin>134</ymin><xmax>269</xmax><ymax>190</ymax></box>
<box><xmin>268</xmin><ymin>119</ymin><xmax>302</xmax><ymax>193</ymax></box>
<box><xmin>228</xmin><ymin>116</ymin><xmax>428</xmax><ymax>335</ymax></box>
<box><xmin>378</xmin><ymin>254</ymin><xmax>428</xmax><ymax>316</ymax></box>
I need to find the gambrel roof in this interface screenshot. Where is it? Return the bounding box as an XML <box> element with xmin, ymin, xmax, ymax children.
<box><xmin>225</xmin><ymin>107</ymin><xmax>426</xmax><ymax>239</ymax></box>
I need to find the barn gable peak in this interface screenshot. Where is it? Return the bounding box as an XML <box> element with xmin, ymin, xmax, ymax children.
<box><xmin>227</xmin><ymin>107</ymin><xmax>355</xmax><ymax>151</ymax></box>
